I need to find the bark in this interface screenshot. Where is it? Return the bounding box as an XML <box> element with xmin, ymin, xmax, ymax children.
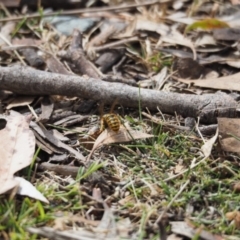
<box><xmin>0</xmin><ymin>65</ymin><xmax>238</xmax><ymax>123</ymax></box>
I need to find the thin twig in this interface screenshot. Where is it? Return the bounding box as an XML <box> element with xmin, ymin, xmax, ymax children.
<box><xmin>92</xmin><ymin>37</ymin><xmax>139</xmax><ymax>52</ymax></box>
<box><xmin>155</xmin><ymin>180</ymin><xmax>190</xmax><ymax>224</ymax></box>
<box><xmin>0</xmin><ymin>34</ymin><xmax>26</xmax><ymax>65</ymax></box>
<box><xmin>0</xmin><ymin>0</ymin><xmax>169</xmax><ymax>23</ymax></box>
<box><xmin>142</xmin><ymin>111</ymin><xmax>190</xmax><ymax>131</ymax></box>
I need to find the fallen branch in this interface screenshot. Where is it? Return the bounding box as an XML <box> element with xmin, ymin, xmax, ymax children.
<box><xmin>0</xmin><ymin>65</ymin><xmax>238</xmax><ymax>123</ymax></box>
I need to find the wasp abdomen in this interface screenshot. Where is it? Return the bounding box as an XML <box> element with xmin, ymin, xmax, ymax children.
<box><xmin>103</xmin><ymin>113</ymin><xmax>121</xmax><ymax>132</ymax></box>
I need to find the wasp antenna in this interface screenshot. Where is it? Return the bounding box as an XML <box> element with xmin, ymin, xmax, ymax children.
<box><xmin>98</xmin><ymin>101</ymin><xmax>104</xmax><ymax>118</ymax></box>
<box><xmin>110</xmin><ymin>98</ymin><xmax>119</xmax><ymax>113</ymax></box>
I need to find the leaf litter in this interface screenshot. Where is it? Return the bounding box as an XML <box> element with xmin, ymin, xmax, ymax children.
<box><xmin>0</xmin><ymin>111</ymin><xmax>48</xmax><ymax>203</ymax></box>
<box><xmin>0</xmin><ymin>0</ymin><xmax>240</xmax><ymax>239</ymax></box>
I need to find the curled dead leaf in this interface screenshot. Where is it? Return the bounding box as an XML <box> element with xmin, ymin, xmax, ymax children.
<box><xmin>0</xmin><ymin>111</ymin><xmax>48</xmax><ymax>203</ymax></box>
<box><xmin>87</xmin><ymin>126</ymin><xmax>153</xmax><ymax>161</ymax></box>
<box><xmin>0</xmin><ymin>111</ymin><xmax>35</xmax><ymax>194</ymax></box>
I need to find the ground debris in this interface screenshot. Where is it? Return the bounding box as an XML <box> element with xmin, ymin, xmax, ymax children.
<box><xmin>1</xmin><ymin>0</ymin><xmax>240</xmax><ymax>239</ymax></box>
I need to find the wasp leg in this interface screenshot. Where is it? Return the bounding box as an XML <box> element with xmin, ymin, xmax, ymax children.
<box><xmin>99</xmin><ymin>117</ymin><xmax>106</xmax><ymax>133</ymax></box>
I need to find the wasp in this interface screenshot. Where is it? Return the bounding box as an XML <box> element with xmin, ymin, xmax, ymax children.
<box><xmin>100</xmin><ymin>113</ymin><xmax>121</xmax><ymax>132</ymax></box>
<box><xmin>99</xmin><ymin>99</ymin><xmax>121</xmax><ymax>133</ymax></box>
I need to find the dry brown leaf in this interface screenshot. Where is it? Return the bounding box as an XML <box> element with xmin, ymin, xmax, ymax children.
<box><xmin>40</xmin><ymin>96</ymin><xmax>54</xmax><ymax>122</ymax></box>
<box><xmin>0</xmin><ymin>111</ymin><xmax>48</xmax><ymax>202</ymax></box>
<box><xmin>99</xmin><ymin>126</ymin><xmax>153</xmax><ymax>145</ymax></box>
<box><xmin>194</xmin><ymin>33</ymin><xmax>216</xmax><ymax>47</ymax></box>
<box><xmin>0</xmin><ymin>111</ymin><xmax>35</xmax><ymax>194</ymax></box>
<box><xmin>177</xmin><ymin>72</ymin><xmax>240</xmax><ymax>91</ymax></box>
<box><xmin>15</xmin><ymin>177</ymin><xmax>49</xmax><ymax>203</ymax></box>
<box><xmin>218</xmin><ymin>118</ymin><xmax>240</xmax><ymax>153</ymax></box>
<box><xmin>201</xmin><ymin>129</ymin><xmax>218</xmax><ymax>157</ymax></box>
<box><xmin>213</xmin><ymin>28</ymin><xmax>240</xmax><ymax>41</ymax></box>
<box><xmin>87</xmin><ymin>126</ymin><xmax>153</xmax><ymax>161</ymax></box>
<box><xmin>0</xmin><ymin>22</ymin><xmax>16</xmax><ymax>47</ymax></box>
<box><xmin>45</xmin><ymin>54</ymin><xmax>72</xmax><ymax>75</ymax></box>
<box><xmin>225</xmin><ymin>59</ymin><xmax>240</xmax><ymax>69</ymax></box>
<box><xmin>173</xmin><ymin>57</ymin><xmax>206</xmax><ymax>79</ymax></box>
<box><xmin>154</xmin><ymin>66</ymin><xmax>168</xmax><ymax>90</ymax></box>
<box><xmin>30</xmin><ymin>121</ymin><xmax>85</xmax><ymax>161</ymax></box>
<box><xmin>166</xmin><ymin>12</ymin><xmax>195</xmax><ymax>25</ymax></box>
<box><xmin>160</xmin><ymin>28</ymin><xmax>197</xmax><ymax>60</ymax></box>
<box><xmin>135</xmin><ymin>17</ymin><xmax>169</xmax><ymax>36</ymax></box>
<box><xmin>6</xmin><ymin>96</ymin><xmax>35</xmax><ymax>109</ymax></box>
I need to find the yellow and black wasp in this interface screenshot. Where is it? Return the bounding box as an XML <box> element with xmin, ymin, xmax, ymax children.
<box><xmin>98</xmin><ymin>99</ymin><xmax>121</xmax><ymax>133</ymax></box>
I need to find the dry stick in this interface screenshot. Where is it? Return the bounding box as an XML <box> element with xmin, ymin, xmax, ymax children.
<box><xmin>0</xmin><ymin>65</ymin><xmax>238</xmax><ymax>124</ymax></box>
<box><xmin>39</xmin><ymin>162</ymin><xmax>80</xmax><ymax>177</ymax></box>
<box><xmin>92</xmin><ymin>36</ymin><xmax>139</xmax><ymax>52</ymax></box>
<box><xmin>0</xmin><ymin>0</ymin><xmax>169</xmax><ymax>23</ymax></box>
